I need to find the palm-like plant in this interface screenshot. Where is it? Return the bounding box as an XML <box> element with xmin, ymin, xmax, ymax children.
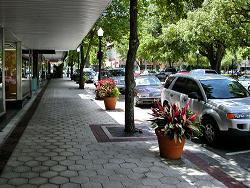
<box><xmin>150</xmin><ymin>101</ymin><xmax>203</xmax><ymax>143</ymax></box>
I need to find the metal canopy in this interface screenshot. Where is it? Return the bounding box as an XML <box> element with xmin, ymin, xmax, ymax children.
<box><xmin>0</xmin><ymin>0</ymin><xmax>110</xmax><ymax>52</ymax></box>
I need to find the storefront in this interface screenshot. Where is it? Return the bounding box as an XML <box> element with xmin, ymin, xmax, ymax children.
<box><xmin>0</xmin><ymin>27</ymin><xmax>5</xmax><ymax>117</ymax></box>
<box><xmin>0</xmin><ymin>28</ymin><xmax>34</xmax><ymax>114</ymax></box>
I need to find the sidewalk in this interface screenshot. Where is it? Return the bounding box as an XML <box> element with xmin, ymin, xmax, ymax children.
<box><xmin>0</xmin><ymin>78</ymin><xmax>249</xmax><ymax>188</ymax></box>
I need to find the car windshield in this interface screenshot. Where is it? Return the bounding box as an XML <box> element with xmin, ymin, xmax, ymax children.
<box><xmin>239</xmin><ymin>75</ymin><xmax>250</xmax><ymax>80</ymax></box>
<box><xmin>200</xmin><ymin>79</ymin><xmax>250</xmax><ymax>99</ymax></box>
<box><xmin>108</xmin><ymin>69</ymin><xmax>125</xmax><ymax>77</ymax></box>
<box><xmin>205</xmin><ymin>70</ymin><xmax>217</xmax><ymax>74</ymax></box>
<box><xmin>84</xmin><ymin>71</ymin><xmax>93</xmax><ymax>76</ymax></box>
<box><xmin>135</xmin><ymin>77</ymin><xmax>162</xmax><ymax>86</ymax></box>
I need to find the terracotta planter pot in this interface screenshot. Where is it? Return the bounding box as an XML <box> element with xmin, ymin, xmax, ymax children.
<box><xmin>103</xmin><ymin>97</ymin><xmax>118</xmax><ymax>110</ymax></box>
<box><xmin>155</xmin><ymin>130</ymin><xmax>185</xmax><ymax>159</ymax></box>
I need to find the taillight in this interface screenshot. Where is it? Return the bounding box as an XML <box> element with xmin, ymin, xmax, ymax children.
<box><xmin>227</xmin><ymin>113</ymin><xmax>235</xmax><ymax>119</ymax></box>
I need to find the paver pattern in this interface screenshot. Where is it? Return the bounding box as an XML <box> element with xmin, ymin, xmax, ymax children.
<box><xmin>0</xmin><ymin>78</ymin><xmax>244</xmax><ymax>187</ymax></box>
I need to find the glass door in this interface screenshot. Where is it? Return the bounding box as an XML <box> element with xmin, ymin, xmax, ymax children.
<box><xmin>0</xmin><ymin>28</ymin><xmax>4</xmax><ymax>113</ymax></box>
<box><xmin>5</xmin><ymin>42</ymin><xmax>17</xmax><ymax>100</ymax></box>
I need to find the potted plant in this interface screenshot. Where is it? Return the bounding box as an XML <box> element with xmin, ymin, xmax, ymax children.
<box><xmin>96</xmin><ymin>78</ymin><xmax>120</xmax><ymax>110</ymax></box>
<box><xmin>150</xmin><ymin>101</ymin><xmax>202</xmax><ymax>159</ymax></box>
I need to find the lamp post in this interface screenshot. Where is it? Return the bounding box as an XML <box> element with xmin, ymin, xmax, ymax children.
<box><xmin>97</xmin><ymin>27</ymin><xmax>104</xmax><ymax>81</ymax></box>
<box><xmin>196</xmin><ymin>49</ymin><xmax>199</xmax><ymax>67</ymax></box>
<box><xmin>77</xmin><ymin>47</ymin><xmax>80</xmax><ymax>70</ymax></box>
<box><xmin>231</xmin><ymin>56</ymin><xmax>234</xmax><ymax>76</ymax></box>
<box><xmin>245</xmin><ymin>56</ymin><xmax>248</xmax><ymax>75</ymax></box>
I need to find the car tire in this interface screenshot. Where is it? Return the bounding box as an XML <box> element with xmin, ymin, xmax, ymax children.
<box><xmin>202</xmin><ymin>118</ymin><xmax>220</xmax><ymax>146</ymax></box>
<box><xmin>248</xmin><ymin>86</ymin><xmax>250</xmax><ymax>92</ymax></box>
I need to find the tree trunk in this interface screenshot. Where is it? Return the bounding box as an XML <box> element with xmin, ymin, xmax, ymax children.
<box><xmin>79</xmin><ymin>28</ymin><xmax>96</xmax><ymax>89</ymax></box>
<box><xmin>79</xmin><ymin>44</ymin><xmax>85</xmax><ymax>89</ymax></box>
<box><xmin>124</xmin><ymin>0</ymin><xmax>139</xmax><ymax>133</ymax></box>
<box><xmin>70</xmin><ymin>62</ymin><xmax>73</xmax><ymax>79</ymax></box>
<box><xmin>200</xmin><ymin>42</ymin><xmax>226</xmax><ymax>74</ymax></box>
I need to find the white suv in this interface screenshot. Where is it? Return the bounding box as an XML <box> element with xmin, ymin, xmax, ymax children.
<box><xmin>161</xmin><ymin>74</ymin><xmax>250</xmax><ymax>145</ymax></box>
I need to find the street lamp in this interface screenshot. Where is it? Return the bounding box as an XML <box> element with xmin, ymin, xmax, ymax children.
<box><xmin>77</xmin><ymin>47</ymin><xmax>80</xmax><ymax>70</ymax></box>
<box><xmin>231</xmin><ymin>56</ymin><xmax>234</xmax><ymax>76</ymax></box>
<box><xmin>196</xmin><ymin>49</ymin><xmax>199</xmax><ymax>67</ymax></box>
<box><xmin>97</xmin><ymin>27</ymin><xmax>104</xmax><ymax>81</ymax></box>
<box><xmin>245</xmin><ymin>56</ymin><xmax>249</xmax><ymax>75</ymax></box>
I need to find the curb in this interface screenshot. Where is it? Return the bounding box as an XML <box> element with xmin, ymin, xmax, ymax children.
<box><xmin>0</xmin><ymin>85</ymin><xmax>45</xmax><ymax>147</ymax></box>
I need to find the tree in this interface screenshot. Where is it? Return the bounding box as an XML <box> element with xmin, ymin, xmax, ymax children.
<box><xmin>124</xmin><ymin>0</ymin><xmax>139</xmax><ymax>133</ymax></box>
<box><xmin>79</xmin><ymin>28</ymin><xmax>97</xmax><ymax>89</ymax></box>
<box><xmin>176</xmin><ymin>0</ymin><xmax>249</xmax><ymax>73</ymax></box>
<box><xmin>66</xmin><ymin>50</ymin><xmax>78</xmax><ymax>78</ymax></box>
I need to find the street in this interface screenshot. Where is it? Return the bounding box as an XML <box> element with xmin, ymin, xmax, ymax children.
<box><xmin>85</xmin><ymin>82</ymin><xmax>250</xmax><ymax>172</ymax></box>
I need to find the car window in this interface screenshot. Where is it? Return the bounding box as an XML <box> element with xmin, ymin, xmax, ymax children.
<box><xmin>172</xmin><ymin>77</ymin><xmax>187</xmax><ymax>93</ymax></box>
<box><xmin>205</xmin><ymin>70</ymin><xmax>217</xmax><ymax>74</ymax></box>
<box><xmin>108</xmin><ymin>69</ymin><xmax>125</xmax><ymax>77</ymax></box>
<box><xmin>164</xmin><ymin>76</ymin><xmax>175</xmax><ymax>88</ymax></box>
<box><xmin>239</xmin><ymin>75</ymin><xmax>250</xmax><ymax>80</ymax></box>
<box><xmin>185</xmin><ymin>79</ymin><xmax>203</xmax><ymax>100</ymax></box>
<box><xmin>83</xmin><ymin>71</ymin><xmax>93</xmax><ymax>76</ymax></box>
<box><xmin>165</xmin><ymin>67</ymin><xmax>177</xmax><ymax>73</ymax></box>
<box><xmin>135</xmin><ymin>77</ymin><xmax>161</xmax><ymax>86</ymax></box>
<box><xmin>200</xmin><ymin>79</ymin><xmax>250</xmax><ymax>99</ymax></box>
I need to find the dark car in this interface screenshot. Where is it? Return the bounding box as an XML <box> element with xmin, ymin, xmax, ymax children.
<box><xmin>134</xmin><ymin>76</ymin><xmax>163</xmax><ymax>106</ymax></box>
<box><xmin>94</xmin><ymin>68</ymin><xmax>126</xmax><ymax>93</ymax></box>
<box><xmin>155</xmin><ymin>67</ymin><xmax>178</xmax><ymax>82</ymax></box>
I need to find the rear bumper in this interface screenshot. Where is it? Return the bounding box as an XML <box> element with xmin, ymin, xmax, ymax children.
<box><xmin>137</xmin><ymin>97</ymin><xmax>160</xmax><ymax>105</ymax></box>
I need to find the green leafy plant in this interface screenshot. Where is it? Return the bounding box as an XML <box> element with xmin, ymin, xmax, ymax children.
<box><xmin>75</xmin><ymin>74</ymin><xmax>87</xmax><ymax>83</ymax></box>
<box><xmin>96</xmin><ymin>78</ymin><xmax>121</xmax><ymax>98</ymax></box>
<box><xmin>82</xmin><ymin>74</ymin><xmax>87</xmax><ymax>81</ymax></box>
<box><xmin>150</xmin><ymin>101</ymin><xmax>202</xmax><ymax>143</ymax></box>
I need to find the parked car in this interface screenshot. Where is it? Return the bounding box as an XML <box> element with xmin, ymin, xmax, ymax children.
<box><xmin>134</xmin><ymin>76</ymin><xmax>163</xmax><ymax>106</ymax></box>
<box><xmin>190</xmin><ymin>69</ymin><xmax>218</xmax><ymax>74</ymax></box>
<box><xmin>93</xmin><ymin>69</ymin><xmax>109</xmax><ymax>86</ymax></box>
<box><xmin>134</xmin><ymin>70</ymin><xmax>144</xmax><ymax>76</ymax></box>
<box><xmin>83</xmin><ymin>71</ymin><xmax>95</xmax><ymax>83</ymax></box>
<box><xmin>155</xmin><ymin>67</ymin><xmax>178</xmax><ymax>82</ymax></box>
<box><xmin>161</xmin><ymin>73</ymin><xmax>250</xmax><ymax>145</ymax></box>
<box><xmin>94</xmin><ymin>68</ymin><xmax>126</xmax><ymax>94</ymax></box>
<box><xmin>108</xmin><ymin>68</ymin><xmax>126</xmax><ymax>94</ymax></box>
<box><xmin>238</xmin><ymin>75</ymin><xmax>250</xmax><ymax>91</ymax></box>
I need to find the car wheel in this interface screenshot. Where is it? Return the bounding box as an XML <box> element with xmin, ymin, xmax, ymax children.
<box><xmin>203</xmin><ymin>119</ymin><xmax>220</xmax><ymax>146</ymax></box>
<box><xmin>248</xmin><ymin>86</ymin><xmax>250</xmax><ymax>92</ymax></box>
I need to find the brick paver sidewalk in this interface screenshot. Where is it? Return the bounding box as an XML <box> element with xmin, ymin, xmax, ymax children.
<box><xmin>0</xmin><ymin>78</ymin><xmax>248</xmax><ymax>188</ymax></box>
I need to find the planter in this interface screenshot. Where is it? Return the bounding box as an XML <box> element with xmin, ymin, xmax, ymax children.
<box><xmin>155</xmin><ymin>130</ymin><xmax>186</xmax><ymax>159</ymax></box>
<box><xmin>103</xmin><ymin>97</ymin><xmax>118</xmax><ymax>110</ymax></box>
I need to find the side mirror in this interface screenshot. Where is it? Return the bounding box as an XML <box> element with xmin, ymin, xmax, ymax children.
<box><xmin>188</xmin><ymin>92</ymin><xmax>202</xmax><ymax>101</ymax></box>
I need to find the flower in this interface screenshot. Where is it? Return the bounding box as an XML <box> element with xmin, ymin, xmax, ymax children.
<box><xmin>150</xmin><ymin>101</ymin><xmax>203</xmax><ymax>143</ymax></box>
<box><xmin>96</xmin><ymin>78</ymin><xmax>121</xmax><ymax>98</ymax></box>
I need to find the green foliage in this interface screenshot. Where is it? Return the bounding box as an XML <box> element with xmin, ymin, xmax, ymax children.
<box><xmin>99</xmin><ymin>0</ymin><xmax>130</xmax><ymax>44</ymax></box>
<box><xmin>75</xmin><ymin>74</ymin><xmax>87</xmax><ymax>83</ymax></box>
<box><xmin>82</xmin><ymin>0</ymin><xmax>249</xmax><ymax>71</ymax></box>
<box><xmin>66</xmin><ymin>50</ymin><xmax>78</xmax><ymax>67</ymax></box>
<box><xmin>110</xmin><ymin>87</ymin><xmax>121</xmax><ymax>97</ymax></box>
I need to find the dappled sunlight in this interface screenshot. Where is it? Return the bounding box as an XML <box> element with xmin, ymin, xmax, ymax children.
<box><xmin>149</xmin><ymin>144</ymin><xmax>159</xmax><ymax>152</ymax></box>
<box><xmin>78</xmin><ymin>93</ymin><xmax>94</xmax><ymax>100</ymax></box>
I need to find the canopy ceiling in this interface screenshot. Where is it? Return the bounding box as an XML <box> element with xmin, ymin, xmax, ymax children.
<box><xmin>0</xmin><ymin>0</ymin><xmax>110</xmax><ymax>57</ymax></box>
